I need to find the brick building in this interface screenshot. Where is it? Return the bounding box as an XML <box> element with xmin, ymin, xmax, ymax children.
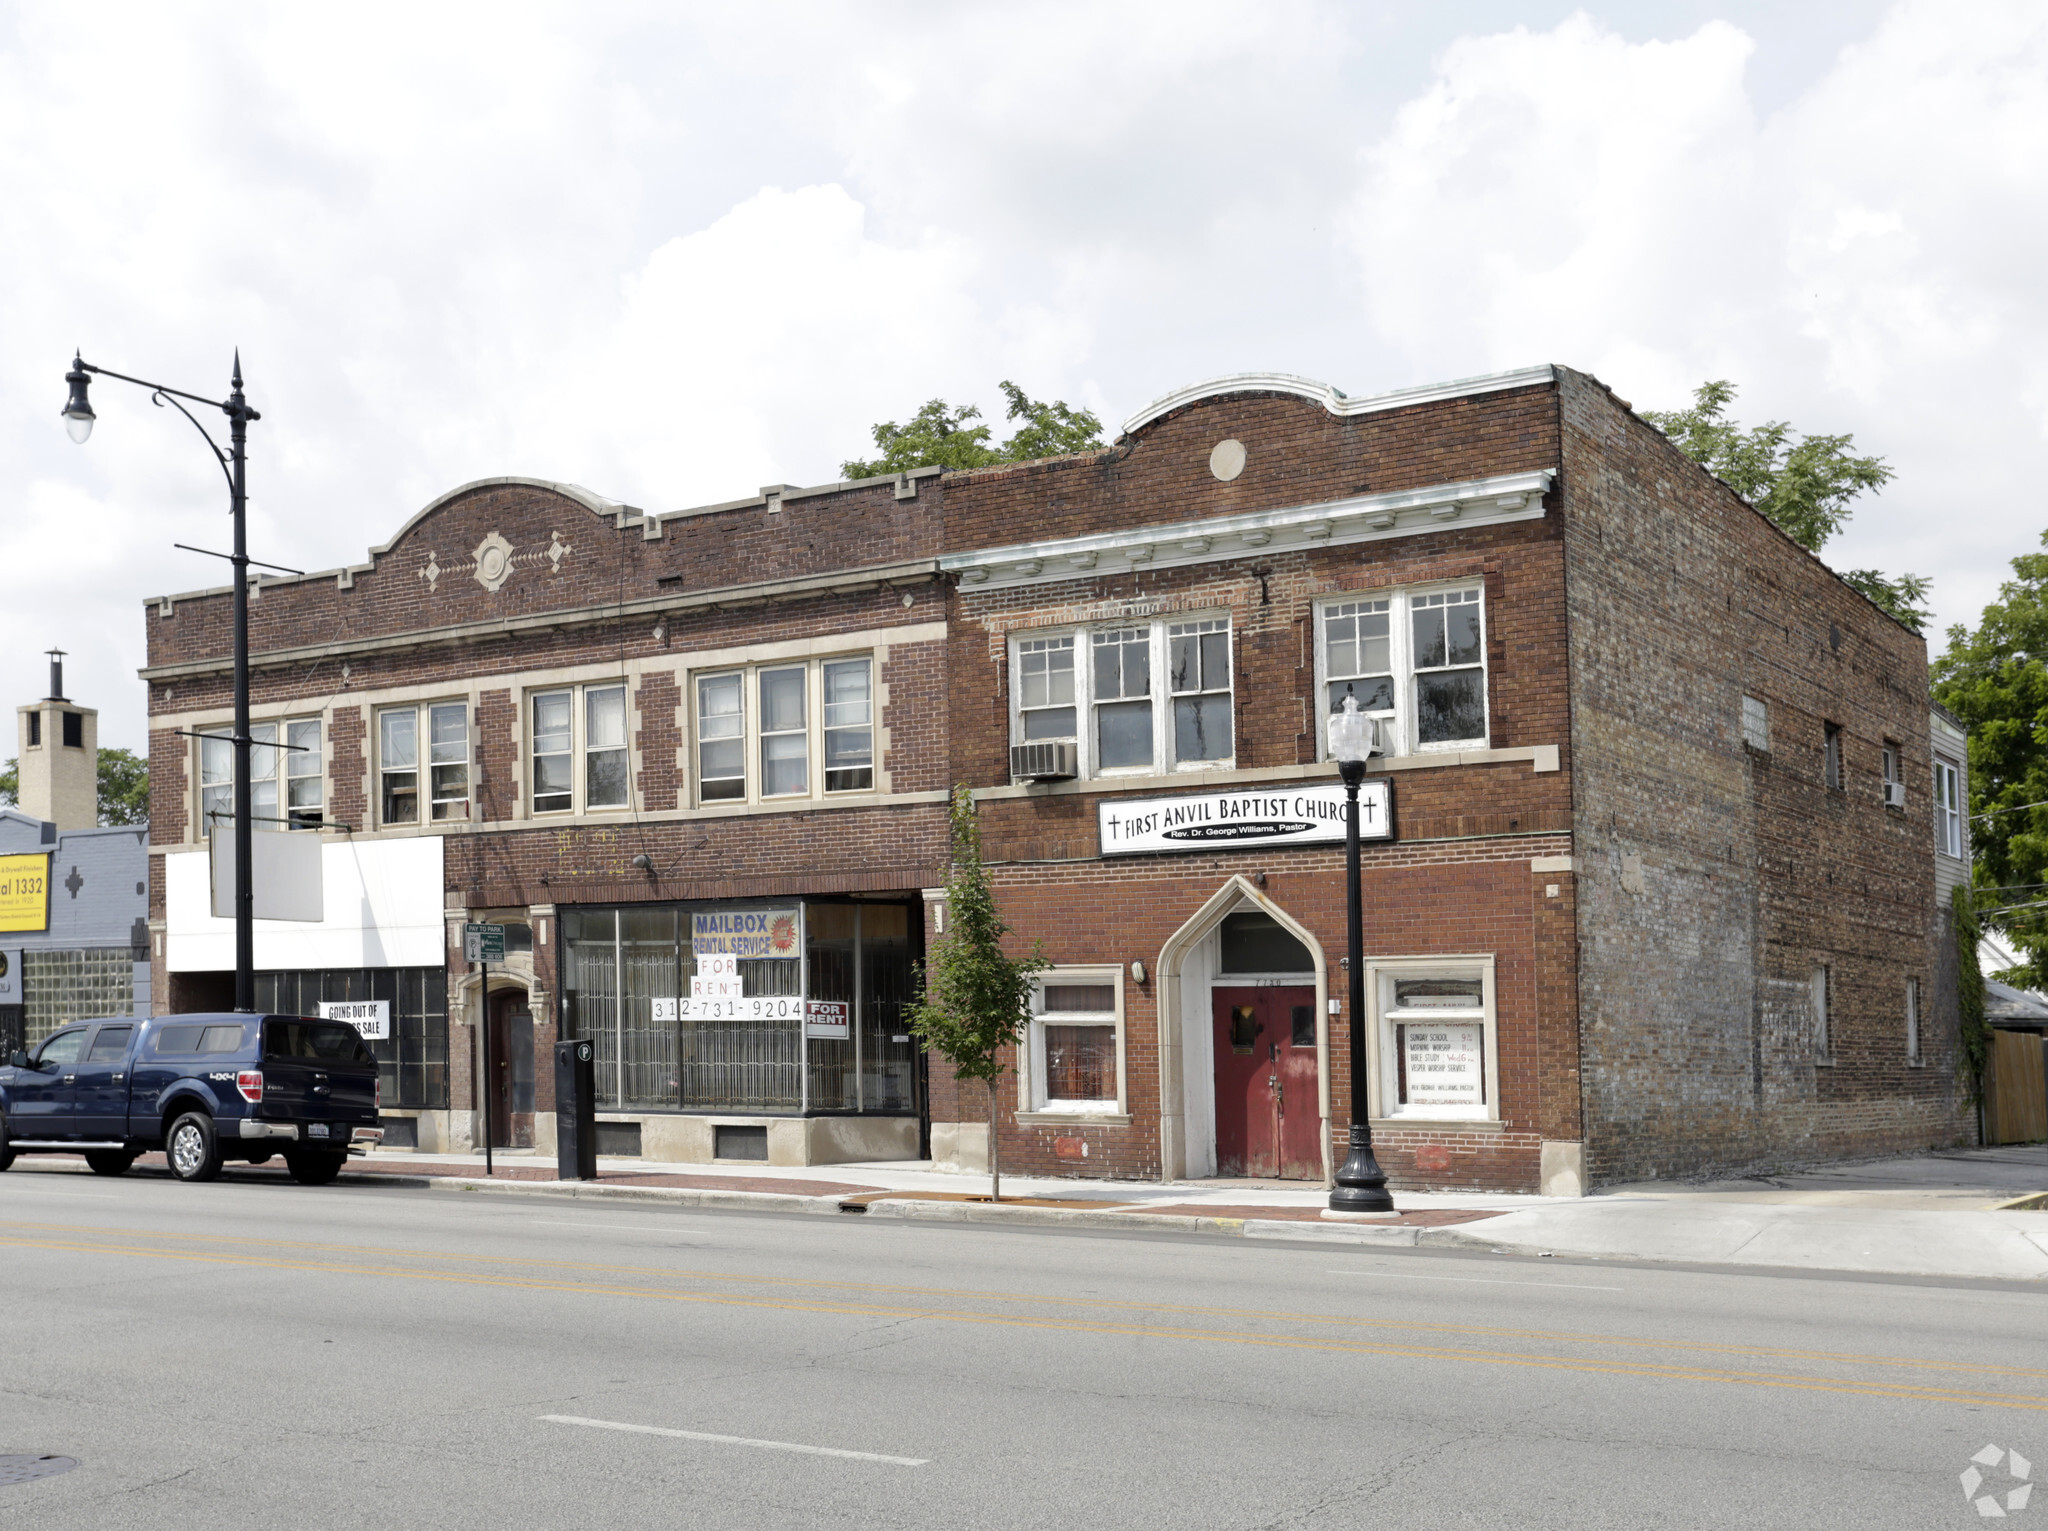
<box><xmin>141</xmin><ymin>364</ymin><xmax>1969</xmax><ymax>1190</ymax></box>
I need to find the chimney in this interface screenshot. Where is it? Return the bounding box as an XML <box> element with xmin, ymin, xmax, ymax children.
<box><xmin>17</xmin><ymin>648</ymin><xmax>98</xmax><ymax>832</ymax></box>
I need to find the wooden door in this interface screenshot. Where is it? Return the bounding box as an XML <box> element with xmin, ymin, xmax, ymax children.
<box><xmin>488</xmin><ymin>993</ymin><xmax>534</xmax><ymax>1149</ymax></box>
<box><xmin>1212</xmin><ymin>987</ymin><xmax>1321</xmax><ymax>1179</ymax></box>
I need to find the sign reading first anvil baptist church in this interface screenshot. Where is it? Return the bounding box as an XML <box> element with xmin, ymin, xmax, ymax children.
<box><xmin>1097</xmin><ymin>780</ymin><xmax>1392</xmax><ymax>857</ymax></box>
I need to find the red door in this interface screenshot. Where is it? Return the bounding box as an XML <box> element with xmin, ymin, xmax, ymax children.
<box><xmin>1212</xmin><ymin>987</ymin><xmax>1321</xmax><ymax>1180</ymax></box>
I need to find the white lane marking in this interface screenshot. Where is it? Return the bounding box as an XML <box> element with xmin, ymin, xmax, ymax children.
<box><xmin>1329</xmin><ymin>1269</ymin><xmax>1623</xmax><ymax>1292</ymax></box>
<box><xmin>540</xmin><ymin>1415</ymin><xmax>927</xmax><ymax>1466</ymax></box>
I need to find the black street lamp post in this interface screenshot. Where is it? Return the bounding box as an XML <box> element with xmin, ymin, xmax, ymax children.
<box><xmin>1326</xmin><ymin>696</ymin><xmax>1394</xmax><ymax>1214</ymax></box>
<box><xmin>64</xmin><ymin>352</ymin><xmax>262</xmax><ymax>1012</ymax></box>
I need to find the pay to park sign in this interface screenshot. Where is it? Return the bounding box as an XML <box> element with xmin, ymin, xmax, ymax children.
<box><xmin>1097</xmin><ymin>780</ymin><xmax>1392</xmax><ymax>857</ymax></box>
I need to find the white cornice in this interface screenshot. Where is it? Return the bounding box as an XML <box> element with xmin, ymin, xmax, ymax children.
<box><xmin>940</xmin><ymin>469</ymin><xmax>1554</xmax><ymax>590</ymax></box>
<box><xmin>1119</xmin><ymin>365</ymin><xmax>1557</xmax><ymax>437</ymax></box>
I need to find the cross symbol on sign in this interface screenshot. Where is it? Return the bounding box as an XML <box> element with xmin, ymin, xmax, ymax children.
<box><xmin>64</xmin><ymin>866</ymin><xmax>83</xmax><ymax>900</ymax></box>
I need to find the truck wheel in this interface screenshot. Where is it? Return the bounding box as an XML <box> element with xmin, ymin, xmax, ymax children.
<box><xmin>166</xmin><ymin>1112</ymin><xmax>223</xmax><ymax>1183</ymax></box>
<box><xmin>284</xmin><ymin>1151</ymin><xmax>346</xmax><ymax>1187</ymax></box>
<box><xmin>0</xmin><ymin>1111</ymin><xmax>13</xmax><ymax>1172</ymax></box>
<box><xmin>84</xmin><ymin>1151</ymin><xmax>136</xmax><ymax>1177</ymax></box>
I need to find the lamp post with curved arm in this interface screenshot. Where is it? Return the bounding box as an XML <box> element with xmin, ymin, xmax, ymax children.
<box><xmin>63</xmin><ymin>352</ymin><xmax>261</xmax><ymax>1012</ymax></box>
<box><xmin>1326</xmin><ymin>696</ymin><xmax>1394</xmax><ymax>1213</ymax></box>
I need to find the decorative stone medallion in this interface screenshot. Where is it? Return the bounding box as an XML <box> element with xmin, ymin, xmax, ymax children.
<box><xmin>473</xmin><ymin>531</ymin><xmax>515</xmax><ymax>593</ymax></box>
<box><xmin>1209</xmin><ymin>438</ymin><xmax>1248</xmax><ymax>482</ymax></box>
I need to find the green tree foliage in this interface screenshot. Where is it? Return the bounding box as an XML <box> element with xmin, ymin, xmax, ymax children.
<box><xmin>1933</xmin><ymin>538</ymin><xmax>2048</xmax><ymax>989</ymax></box>
<box><xmin>96</xmin><ymin>747</ymin><xmax>149</xmax><ymax>826</ymax></box>
<box><xmin>907</xmin><ymin>784</ymin><xmax>1047</xmax><ymax>1202</ymax></box>
<box><xmin>0</xmin><ymin>749</ymin><xmax>149</xmax><ymax>826</ymax></box>
<box><xmin>840</xmin><ymin>381</ymin><xmax>1104</xmax><ymax>480</ymax></box>
<box><xmin>1644</xmin><ymin>381</ymin><xmax>1930</xmax><ymax>631</ymax></box>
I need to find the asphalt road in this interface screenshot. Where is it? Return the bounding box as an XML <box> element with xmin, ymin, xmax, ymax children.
<box><xmin>0</xmin><ymin>1164</ymin><xmax>2042</xmax><ymax>1529</ymax></box>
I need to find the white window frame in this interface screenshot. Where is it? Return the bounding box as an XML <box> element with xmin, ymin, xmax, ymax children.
<box><xmin>1364</xmin><ymin>954</ymin><xmax>1498</xmax><ymax>1123</ymax></box>
<box><xmin>284</xmin><ymin>717</ymin><xmax>324</xmax><ymax>829</ymax></box>
<box><xmin>378</xmin><ymin>702</ymin><xmax>470</xmax><ymax>826</ymax></box>
<box><xmin>1934</xmin><ymin>755</ymin><xmax>1964</xmax><ymax>858</ymax></box>
<box><xmin>197</xmin><ymin>717</ymin><xmax>322</xmax><ymax>837</ymax></box>
<box><xmin>1020</xmin><ymin>965</ymin><xmax>1126</xmax><ymax>1118</ymax></box>
<box><xmin>1006</xmin><ymin>613</ymin><xmax>1235</xmax><ymax>779</ymax></box>
<box><xmin>689</xmin><ymin>655</ymin><xmax>877</xmax><ymax>807</ymax></box>
<box><xmin>529</xmin><ymin>684</ymin><xmax>633</xmax><ymax>817</ymax></box>
<box><xmin>1313</xmin><ymin>584</ymin><xmax>1490</xmax><ymax>760</ymax></box>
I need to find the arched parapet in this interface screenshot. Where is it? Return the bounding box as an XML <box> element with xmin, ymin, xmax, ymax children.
<box><xmin>1119</xmin><ymin>364</ymin><xmax>1556</xmax><ymax>438</ymax></box>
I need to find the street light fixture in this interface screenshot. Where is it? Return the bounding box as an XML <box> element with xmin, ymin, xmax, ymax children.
<box><xmin>62</xmin><ymin>350</ymin><xmax>262</xmax><ymax>1012</ymax></box>
<box><xmin>1327</xmin><ymin>696</ymin><xmax>1395</xmax><ymax>1214</ymax></box>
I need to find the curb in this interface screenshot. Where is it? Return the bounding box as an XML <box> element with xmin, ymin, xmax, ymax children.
<box><xmin>406</xmin><ymin>1173</ymin><xmax>1456</xmax><ymax>1244</ymax></box>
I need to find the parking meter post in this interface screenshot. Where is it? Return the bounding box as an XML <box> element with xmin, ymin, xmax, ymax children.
<box><xmin>554</xmin><ymin>1038</ymin><xmax>597</xmax><ymax>1180</ymax></box>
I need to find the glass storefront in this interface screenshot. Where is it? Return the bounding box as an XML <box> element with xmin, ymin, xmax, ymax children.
<box><xmin>254</xmin><ymin>967</ymin><xmax>449</xmax><ymax>1110</ymax></box>
<box><xmin>561</xmin><ymin>900</ymin><xmax>920</xmax><ymax>1115</ymax></box>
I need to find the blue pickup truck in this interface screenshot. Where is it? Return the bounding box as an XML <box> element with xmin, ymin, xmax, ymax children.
<box><xmin>0</xmin><ymin>1013</ymin><xmax>382</xmax><ymax>1185</ymax></box>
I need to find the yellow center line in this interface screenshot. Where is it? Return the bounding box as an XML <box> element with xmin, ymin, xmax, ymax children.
<box><xmin>2</xmin><ymin>1232</ymin><xmax>2045</xmax><ymax>1414</ymax></box>
<box><xmin>2</xmin><ymin>1217</ymin><xmax>2043</xmax><ymax>1383</ymax></box>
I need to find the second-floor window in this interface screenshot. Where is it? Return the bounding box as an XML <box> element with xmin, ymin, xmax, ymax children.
<box><xmin>1009</xmin><ymin>618</ymin><xmax>1234</xmax><ymax>777</ymax></box>
<box><xmin>381</xmin><ymin>704</ymin><xmax>469</xmax><ymax>825</ymax></box>
<box><xmin>532</xmin><ymin>685</ymin><xmax>629</xmax><ymax>816</ymax></box>
<box><xmin>1317</xmin><ymin>586</ymin><xmax>1490</xmax><ymax>757</ymax></box>
<box><xmin>692</xmin><ymin>657</ymin><xmax>874</xmax><ymax>805</ymax></box>
<box><xmin>1934</xmin><ymin>755</ymin><xmax>1963</xmax><ymax>857</ymax></box>
<box><xmin>200</xmin><ymin>718</ymin><xmax>322</xmax><ymax>836</ymax></box>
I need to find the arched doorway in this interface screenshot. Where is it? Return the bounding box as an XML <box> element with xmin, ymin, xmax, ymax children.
<box><xmin>1155</xmin><ymin>876</ymin><xmax>1331</xmax><ymax>1183</ymax></box>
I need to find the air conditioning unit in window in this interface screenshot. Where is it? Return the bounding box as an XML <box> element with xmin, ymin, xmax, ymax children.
<box><xmin>1884</xmin><ymin>781</ymin><xmax>1906</xmax><ymax>809</ymax></box>
<box><xmin>1010</xmin><ymin>740</ymin><xmax>1078</xmax><ymax>782</ymax></box>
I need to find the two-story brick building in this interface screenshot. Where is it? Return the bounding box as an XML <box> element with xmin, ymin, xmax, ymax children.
<box><xmin>141</xmin><ymin>364</ymin><xmax>1970</xmax><ymax>1190</ymax></box>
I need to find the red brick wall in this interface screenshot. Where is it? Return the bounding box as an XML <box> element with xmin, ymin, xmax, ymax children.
<box><xmin>1557</xmin><ymin>369</ymin><xmax>1967</xmax><ymax>1183</ymax></box>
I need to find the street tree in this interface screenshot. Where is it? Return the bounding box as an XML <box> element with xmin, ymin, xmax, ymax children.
<box><xmin>907</xmin><ymin>783</ymin><xmax>1047</xmax><ymax>1203</ymax></box>
<box><xmin>840</xmin><ymin>381</ymin><xmax>1104</xmax><ymax>480</ymax></box>
<box><xmin>1645</xmin><ymin>381</ymin><xmax>1930</xmax><ymax>631</ymax></box>
<box><xmin>0</xmin><ymin>747</ymin><xmax>150</xmax><ymax>826</ymax></box>
<box><xmin>1933</xmin><ymin>536</ymin><xmax>2048</xmax><ymax>988</ymax></box>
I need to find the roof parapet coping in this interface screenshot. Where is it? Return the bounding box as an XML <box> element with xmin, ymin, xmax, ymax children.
<box><xmin>1118</xmin><ymin>364</ymin><xmax>1558</xmax><ymax>437</ymax></box>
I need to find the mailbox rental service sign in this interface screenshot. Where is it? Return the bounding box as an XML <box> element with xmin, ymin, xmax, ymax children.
<box><xmin>1098</xmin><ymin>780</ymin><xmax>1392</xmax><ymax>857</ymax></box>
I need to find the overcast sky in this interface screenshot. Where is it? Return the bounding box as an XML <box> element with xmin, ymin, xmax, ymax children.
<box><xmin>5</xmin><ymin>1</ymin><xmax>2043</xmax><ymax>751</ymax></box>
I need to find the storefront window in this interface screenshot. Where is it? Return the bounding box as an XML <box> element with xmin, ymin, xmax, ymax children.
<box><xmin>560</xmin><ymin>900</ymin><xmax>920</xmax><ymax>1115</ymax></box>
<box><xmin>253</xmin><ymin>966</ymin><xmax>448</xmax><ymax>1109</ymax></box>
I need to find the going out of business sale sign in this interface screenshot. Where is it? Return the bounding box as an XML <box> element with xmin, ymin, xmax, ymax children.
<box><xmin>1097</xmin><ymin>780</ymin><xmax>1391</xmax><ymax>856</ymax></box>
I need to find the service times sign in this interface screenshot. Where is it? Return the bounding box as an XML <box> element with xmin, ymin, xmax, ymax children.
<box><xmin>0</xmin><ymin>853</ymin><xmax>50</xmax><ymax>933</ymax></box>
<box><xmin>1097</xmin><ymin>781</ymin><xmax>1392</xmax><ymax>857</ymax></box>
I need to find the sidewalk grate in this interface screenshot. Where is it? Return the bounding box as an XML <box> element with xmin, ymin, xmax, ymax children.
<box><xmin>0</xmin><ymin>1456</ymin><xmax>78</xmax><ymax>1487</ymax></box>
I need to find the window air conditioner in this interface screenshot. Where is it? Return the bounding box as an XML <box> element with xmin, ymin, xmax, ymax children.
<box><xmin>1010</xmin><ymin>740</ymin><xmax>1078</xmax><ymax>782</ymax></box>
<box><xmin>1884</xmin><ymin>780</ymin><xmax>1906</xmax><ymax>809</ymax></box>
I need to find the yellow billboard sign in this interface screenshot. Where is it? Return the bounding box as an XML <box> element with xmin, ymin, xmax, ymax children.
<box><xmin>0</xmin><ymin>853</ymin><xmax>51</xmax><ymax>933</ymax></box>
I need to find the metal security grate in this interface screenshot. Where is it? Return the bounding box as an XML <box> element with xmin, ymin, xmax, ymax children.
<box><xmin>0</xmin><ymin>1455</ymin><xmax>79</xmax><ymax>1487</ymax></box>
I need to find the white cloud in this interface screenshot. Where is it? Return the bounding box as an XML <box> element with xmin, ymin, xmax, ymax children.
<box><xmin>1345</xmin><ymin>3</ymin><xmax>2048</xmax><ymax>640</ymax></box>
<box><xmin>4</xmin><ymin>1</ymin><xmax>2045</xmax><ymax>757</ymax></box>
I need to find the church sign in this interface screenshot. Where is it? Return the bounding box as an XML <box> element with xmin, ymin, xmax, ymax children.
<box><xmin>1097</xmin><ymin>781</ymin><xmax>1392</xmax><ymax>857</ymax></box>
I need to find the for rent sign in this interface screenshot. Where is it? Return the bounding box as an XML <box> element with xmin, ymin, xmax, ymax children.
<box><xmin>1097</xmin><ymin>781</ymin><xmax>1391</xmax><ymax>857</ymax></box>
